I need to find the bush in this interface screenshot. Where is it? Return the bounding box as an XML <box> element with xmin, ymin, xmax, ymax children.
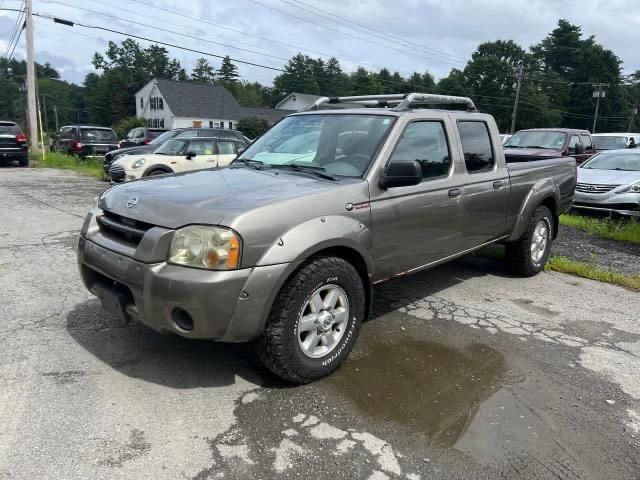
<box><xmin>113</xmin><ymin>117</ymin><xmax>147</xmax><ymax>140</ymax></box>
<box><xmin>237</xmin><ymin>117</ymin><xmax>270</xmax><ymax>140</ymax></box>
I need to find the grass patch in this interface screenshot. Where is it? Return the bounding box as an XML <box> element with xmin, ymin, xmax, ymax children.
<box><xmin>546</xmin><ymin>256</ymin><xmax>640</xmax><ymax>291</ymax></box>
<box><xmin>560</xmin><ymin>213</ymin><xmax>640</xmax><ymax>244</ymax></box>
<box><xmin>33</xmin><ymin>152</ymin><xmax>107</xmax><ymax>180</ymax></box>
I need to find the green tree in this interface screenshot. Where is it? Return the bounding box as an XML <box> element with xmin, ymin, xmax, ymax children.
<box><xmin>217</xmin><ymin>56</ymin><xmax>240</xmax><ymax>87</ymax></box>
<box><xmin>113</xmin><ymin>117</ymin><xmax>147</xmax><ymax>139</ymax></box>
<box><xmin>348</xmin><ymin>67</ymin><xmax>382</xmax><ymax>95</ymax></box>
<box><xmin>237</xmin><ymin>117</ymin><xmax>269</xmax><ymax>139</ymax></box>
<box><xmin>191</xmin><ymin>58</ymin><xmax>216</xmax><ymax>84</ymax></box>
<box><xmin>272</xmin><ymin>54</ymin><xmax>320</xmax><ymax>99</ymax></box>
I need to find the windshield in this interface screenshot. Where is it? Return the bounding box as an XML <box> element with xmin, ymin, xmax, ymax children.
<box><xmin>593</xmin><ymin>136</ymin><xmax>627</xmax><ymax>150</ymax></box>
<box><xmin>154</xmin><ymin>138</ymin><xmax>187</xmax><ymax>155</ymax></box>
<box><xmin>80</xmin><ymin>128</ymin><xmax>117</xmax><ymax>143</ymax></box>
<box><xmin>505</xmin><ymin>131</ymin><xmax>566</xmax><ymax>149</ymax></box>
<box><xmin>150</xmin><ymin>130</ymin><xmax>176</xmax><ymax>145</ymax></box>
<box><xmin>581</xmin><ymin>152</ymin><xmax>640</xmax><ymax>171</ymax></box>
<box><xmin>238</xmin><ymin>114</ymin><xmax>395</xmax><ymax>177</ymax></box>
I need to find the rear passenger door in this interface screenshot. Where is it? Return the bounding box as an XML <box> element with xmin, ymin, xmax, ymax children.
<box><xmin>455</xmin><ymin>120</ymin><xmax>509</xmax><ymax>250</ymax></box>
<box><xmin>371</xmin><ymin>118</ymin><xmax>466</xmax><ymax>280</ymax></box>
<box><xmin>216</xmin><ymin>141</ymin><xmax>238</xmax><ymax>167</ymax></box>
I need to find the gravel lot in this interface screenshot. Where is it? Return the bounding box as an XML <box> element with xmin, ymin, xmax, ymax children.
<box><xmin>1</xmin><ymin>168</ymin><xmax>639</xmax><ymax>480</ymax></box>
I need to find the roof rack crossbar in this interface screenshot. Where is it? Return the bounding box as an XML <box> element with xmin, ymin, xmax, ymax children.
<box><xmin>304</xmin><ymin>93</ymin><xmax>477</xmax><ymax>112</ymax></box>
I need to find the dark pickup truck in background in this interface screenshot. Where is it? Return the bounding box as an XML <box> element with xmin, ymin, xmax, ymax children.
<box><xmin>504</xmin><ymin>128</ymin><xmax>595</xmax><ymax>164</ymax></box>
<box><xmin>78</xmin><ymin>93</ymin><xmax>577</xmax><ymax>384</ymax></box>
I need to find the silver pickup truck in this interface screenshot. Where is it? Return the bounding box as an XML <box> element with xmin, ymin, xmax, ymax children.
<box><xmin>77</xmin><ymin>93</ymin><xmax>577</xmax><ymax>383</ymax></box>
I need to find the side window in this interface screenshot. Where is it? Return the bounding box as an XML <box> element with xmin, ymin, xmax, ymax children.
<box><xmin>160</xmin><ymin>119</ymin><xmax>165</xmax><ymax>128</ymax></box>
<box><xmin>568</xmin><ymin>134</ymin><xmax>581</xmax><ymax>154</ymax></box>
<box><xmin>158</xmin><ymin>98</ymin><xmax>163</xmax><ymax>110</ymax></box>
<box><xmin>135</xmin><ymin>129</ymin><xmax>145</xmax><ymax>139</ymax></box>
<box><xmin>580</xmin><ymin>134</ymin><xmax>593</xmax><ymax>151</ymax></box>
<box><xmin>140</xmin><ymin>97</ymin><xmax>143</xmax><ymax>109</ymax></box>
<box><xmin>217</xmin><ymin>141</ymin><xmax>237</xmax><ymax>155</ymax></box>
<box><xmin>458</xmin><ymin>121</ymin><xmax>494</xmax><ymax>173</ymax></box>
<box><xmin>189</xmin><ymin>139</ymin><xmax>214</xmax><ymax>155</ymax></box>
<box><xmin>389</xmin><ymin>121</ymin><xmax>451</xmax><ymax>179</ymax></box>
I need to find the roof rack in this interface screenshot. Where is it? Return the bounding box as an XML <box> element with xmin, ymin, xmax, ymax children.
<box><xmin>303</xmin><ymin>93</ymin><xmax>477</xmax><ymax>112</ymax></box>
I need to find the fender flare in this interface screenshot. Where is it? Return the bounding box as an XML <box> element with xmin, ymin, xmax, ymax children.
<box><xmin>507</xmin><ymin>178</ymin><xmax>560</xmax><ymax>241</ymax></box>
<box><xmin>142</xmin><ymin>164</ymin><xmax>174</xmax><ymax>177</ymax></box>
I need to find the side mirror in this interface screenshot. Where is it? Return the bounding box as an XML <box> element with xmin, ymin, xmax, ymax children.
<box><xmin>575</xmin><ymin>143</ymin><xmax>585</xmax><ymax>155</ymax></box>
<box><xmin>379</xmin><ymin>160</ymin><xmax>422</xmax><ymax>189</ymax></box>
<box><xmin>185</xmin><ymin>151</ymin><xmax>197</xmax><ymax>159</ymax></box>
<box><xmin>236</xmin><ymin>146</ymin><xmax>247</xmax><ymax>155</ymax></box>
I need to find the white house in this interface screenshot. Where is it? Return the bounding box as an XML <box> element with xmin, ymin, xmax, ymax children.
<box><xmin>136</xmin><ymin>79</ymin><xmax>294</xmax><ymax>130</ymax></box>
<box><xmin>275</xmin><ymin>92</ymin><xmax>324</xmax><ymax>112</ymax></box>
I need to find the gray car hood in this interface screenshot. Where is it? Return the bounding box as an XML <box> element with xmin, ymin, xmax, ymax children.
<box><xmin>100</xmin><ymin>167</ymin><xmax>350</xmax><ymax>229</ymax></box>
<box><xmin>578</xmin><ymin>168</ymin><xmax>640</xmax><ymax>185</ymax></box>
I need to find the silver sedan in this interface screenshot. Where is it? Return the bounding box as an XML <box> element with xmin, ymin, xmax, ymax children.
<box><xmin>573</xmin><ymin>149</ymin><xmax>640</xmax><ymax>216</ymax></box>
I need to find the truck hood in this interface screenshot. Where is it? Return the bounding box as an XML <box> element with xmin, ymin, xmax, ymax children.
<box><xmin>578</xmin><ymin>168</ymin><xmax>640</xmax><ymax>186</ymax></box>
<box><xmin>99</xmin><ymin>167</ymin><xmax>352</xmax><ymax>229</ymax></box>
<box><xmin>504</xmin><ymin>148</ymin><xmax>563</xmax><ymax>162</ymax></box>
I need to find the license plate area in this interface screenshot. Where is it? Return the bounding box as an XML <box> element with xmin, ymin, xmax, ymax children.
<box><xmin>92</xmin><ymin>282</ymin><xmax>132</xmax><ymax>324</ymax></box>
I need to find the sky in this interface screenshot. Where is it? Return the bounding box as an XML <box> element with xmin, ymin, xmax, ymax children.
<box><xmin>1</xmin><ymin>0</ymin><xmax>640</xmax><ymax>87</ymax></box>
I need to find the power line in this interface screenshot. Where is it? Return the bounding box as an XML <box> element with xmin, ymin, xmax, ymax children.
<box><xmin>2</xmin><ymin>1</ymin><xmax>25</xmax><ymax>58</ymax></box>
<box><xmin>40</xmin><ymin>0</ymin><xmax>290</xmax><ymax>63</ymax></box>
<box><xmin>7</xmin><ymin>22</ymin><xmax>24</xmax><ymax>58</ymax></box>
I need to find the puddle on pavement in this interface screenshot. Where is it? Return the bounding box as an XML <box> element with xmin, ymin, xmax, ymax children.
<box><xmin>325</xmin><ymin>329</ymin><xmax>521</xmax><ymax>447</ymax></box>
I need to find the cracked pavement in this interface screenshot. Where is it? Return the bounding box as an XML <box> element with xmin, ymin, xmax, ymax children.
<box><xmin>1</xmin><ymin>168</ymin><xmax>639</xmax><ymax>479</ymax></box>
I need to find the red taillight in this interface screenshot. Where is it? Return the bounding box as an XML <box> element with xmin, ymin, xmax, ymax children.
<box><xmin>15</xmin><ymin>133</ymin><xmax>27</xmax><ymax>142</ymax></box>
<box><xmin>73</xmin><ymin>141</ymin><xmax>83</xmax><ymax>151</ymax></box>
<box><xmin>143</xmin><ymin>138</ymin><xmax>150</xmax><ymax>144</ymax></box>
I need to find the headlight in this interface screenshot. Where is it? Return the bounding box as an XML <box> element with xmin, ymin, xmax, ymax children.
<box><xmin>618</xmin><ymin>181</ymin><xmax>640</xmax><ymax>194</ymax></box>
<box><xmin>131</xmin><ymin>158</ymin><xmax>146</xmax><ymax>169</ymax></box>
<box><xmin>168</xmin><ymin>226</ymin><xmax>241</xmax><ymax>270</ymax></box>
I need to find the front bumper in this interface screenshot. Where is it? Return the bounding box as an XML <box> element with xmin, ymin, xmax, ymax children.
<box><xmin>573</xmin><ymin>191</ymin><xmax>640</xmax><ymax>216</ymax></box>
<box><xmin>77</xmin><ymin>211</ymin><xmax>295</xmax><ymax>342</ymax></box>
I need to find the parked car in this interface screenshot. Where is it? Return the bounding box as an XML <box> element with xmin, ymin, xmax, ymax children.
<box><xmin>504</xmin><ymin>128</ymin><xmax>595</xmax><ymax>164</ymax></box>
<box><xmin>0</xmin><ymin>121</ymin><xmax>28</xmax><ymax>167</ymax></box>
<box><xmin>108</xmin><ymin>136</ymin><xmax>244</xmax><ymax>183</ymax></box>
<box><xmin>500</xmin><ymin>134</ymin><xmax>512</xmax><ymax>145</ymax></box>
<box><xmin>52</xmin><ymin>125</ymin><xmax>119</xmax><ymax>158</ymax></box>
<box><xmin>592</xmin><ymin>133</ymin><xmax>640</xmax><ymax>152</ymax></box>
<box><xmin>119</xmin><ymin>127</ymin><xmax>168</xmax><ymax>148</ymax></box>
<box><xmin>78</xmin><ymin>93</ymin><xmax>576</xmax><ymax>384</ymax></box>
<box><xmin>103</xmin><ymin>128</ymin><xmax>249</xmax><ymax>174</ymax></box>
<box><xmin>573</xmin><ymin>149</ymin><xmax>640</xmax><ymax>216</ymax></box>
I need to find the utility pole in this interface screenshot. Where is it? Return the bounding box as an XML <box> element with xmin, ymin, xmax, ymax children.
<box><xmin>628</xmin><ymin>102</ymin><xmax>638</xmax><ymax>132</ymax></box>
<box><xmin>53</xmin><ymin>104</ymin><xmax>59</xmax><ymax>131</ymax></box>
<box><xmin>592</xmin><ymin>83</ymin><xmax>609</xmax><ymax>134</ymax></box>
<box><xmin>510</xmin><ymin>62</ymin><xmax>524</xmax><ymax>134</ymax></box>
<box><xmin>25</xmin><ymin>0</ymin><xmax>39</xmax><ymax>152</ymax></box>
<box><xmin>41</xmin><ymin>95</ymin><xmax>48</xmax><ymax>134</ymax></box>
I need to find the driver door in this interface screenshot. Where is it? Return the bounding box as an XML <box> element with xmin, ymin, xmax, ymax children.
<box><xmin>180</xmin><ymin>139</ymin><xmax>217</xmax><ymax>171</ymax></box>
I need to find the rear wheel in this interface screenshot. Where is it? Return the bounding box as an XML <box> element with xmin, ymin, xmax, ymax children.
<box><xmin>505</xmin><ymin>205</ymin><xmax>554</xmax><ymax>277</ymax></box>
<box><xmin>256</xmin><ymin>256</ymin><xmax>365</xmax><ymax>384</ymax></box>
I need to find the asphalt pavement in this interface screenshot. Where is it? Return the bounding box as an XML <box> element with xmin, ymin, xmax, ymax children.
<box><xmin>1</xmin><ymin>167</ymin><xmax>639</xmax><ymax>479</ymax></box>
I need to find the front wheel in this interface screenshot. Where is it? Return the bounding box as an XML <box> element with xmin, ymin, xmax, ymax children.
<box><xmin>505</xmin><ymin>205</ymin><xmax>554</xmax><ymax>277</ymax></box>
<box><xmin>256</xmin><ymin>256</ymin><xmax>365</xmax><ymax>384</ymax></box>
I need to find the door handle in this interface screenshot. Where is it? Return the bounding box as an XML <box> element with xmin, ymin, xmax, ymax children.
<box><xmin>493</xmin><ymin>180</ymin><xmax>503</xmax><ymax>189</ymax></box>
<box><xmin>448</xmin><ymin>188</ymin><xmax>462</xmax><ymax>198</ymax></box>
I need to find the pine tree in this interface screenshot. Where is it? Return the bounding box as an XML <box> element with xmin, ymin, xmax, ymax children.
<box><xmin>191</xmin><ymin>58</ymin><xmax>216</xmax><ymax>84</ymax></box>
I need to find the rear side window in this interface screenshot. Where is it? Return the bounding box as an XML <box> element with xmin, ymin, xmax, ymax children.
<box><xmin>389</xmin><ymin>121</ymin><xmax>450</xmax><ymax>179</ymax></box>
<box><xmin>458</xmin><ymin>121</ymin><xmax>494</xmax><ymax>173</ymax></box>
<box><xmin>580</xmin><ymin>134</ymin><xmax>593</xmax><ymax>150</ymax></box>
<box><xmin>0</xmin><ymin>122</ymin><xmax>20</xmax><ymax>134</ymax></box>
<box><xmin>80</xmin><ymin>128</ymin><xmax>117</xmax><ymax>142</ymax></box>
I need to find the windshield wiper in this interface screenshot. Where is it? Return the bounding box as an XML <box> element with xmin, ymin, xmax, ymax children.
<box><xmin>276</xmin><ymin>163</ymin><xmax>336</xmax><ymax>181</ymax></box>
<box><xmin>232</xmin><ymin>158</ymin><xmax>267</xmax><ymax>170</ymax></box>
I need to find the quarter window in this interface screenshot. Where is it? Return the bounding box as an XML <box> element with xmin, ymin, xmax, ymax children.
<box><xmin>389</xmin><ymin>121</ymin><xmax>451</xmax><ymax>179</ymax></box>
<box><xmin>458</xmin><ymin>121</ymin><xmax>494</xmax><ymax>173</ymax></box>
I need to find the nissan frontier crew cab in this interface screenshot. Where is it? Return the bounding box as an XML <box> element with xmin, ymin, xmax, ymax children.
<box><xmin>77</xmin><ymin>93</ymin><xmax>577</xmax><ymax>384</ymax></box>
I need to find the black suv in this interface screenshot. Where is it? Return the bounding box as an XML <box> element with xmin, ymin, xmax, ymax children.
<box><xmin>0</xmin><ymin>121</ymin><xmax>29</xmax><ymax>166</ymax></box>
<box><xmin>53</xmin><ymin>125</ymin><xmax>119</xmax><ymax>158</ymax></box>
<box><xmin>103</xmin><ymin>127</ymin><xmax>249</xmax><ymax>174</ymax></box>
<box><xmin>119</xmin><ymin>127</ymin><xmax>168</xmax><ymax>148</ymax></box>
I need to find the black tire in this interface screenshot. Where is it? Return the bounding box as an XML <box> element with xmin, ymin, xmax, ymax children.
<box><xmin>506</xmin><ymin>205</ymin><xmax>554</xmax><ymax>277</ymax></box>
<box><xmin>256</xmin><ymin>256</ymin><xmax>365</xmax><ymax>384</ymax></box>
<box><xmin>146</xmin><ymin>169</ymin><xmax>167</xmax><ymax>176</ymax></box>
<box><xmin>18</xmin><ymin>155</ymin><xmax>28</xmax><ymax>167</ymax></box>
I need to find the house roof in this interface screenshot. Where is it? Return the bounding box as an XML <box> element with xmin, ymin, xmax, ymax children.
<box><xmin>275</xmin><ymin>92</ymin><xmax>323</xmax><ymax>110</ymax></box>
<box><xmin>239</xmin><ymin>107</ymin><xmax>295</xmax><ymax>124</ymax></box>
<box><xmin>154</xmin><ymin>79</ymin><xmax>243</xmax><ymax>119</ymax></box>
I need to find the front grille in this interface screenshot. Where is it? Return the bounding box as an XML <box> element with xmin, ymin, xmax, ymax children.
<box><xmin>97</xmin><ymin>210</ymin><xmax>155</xmax><ymax>246</ymax></box>
<box><xmin>109</xmin><ymin>164</ymin><xmax>125</xmax><ymax>183</ymax></box>
<box><xmin>574</xmin><ymin>202</ymin><xmax>639</xmax><ymax>212</ymax></box>
<box><xmin>575</xmin><ymin>183</ymin><xmax>619</xmax><ymax>194</ymax></box>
